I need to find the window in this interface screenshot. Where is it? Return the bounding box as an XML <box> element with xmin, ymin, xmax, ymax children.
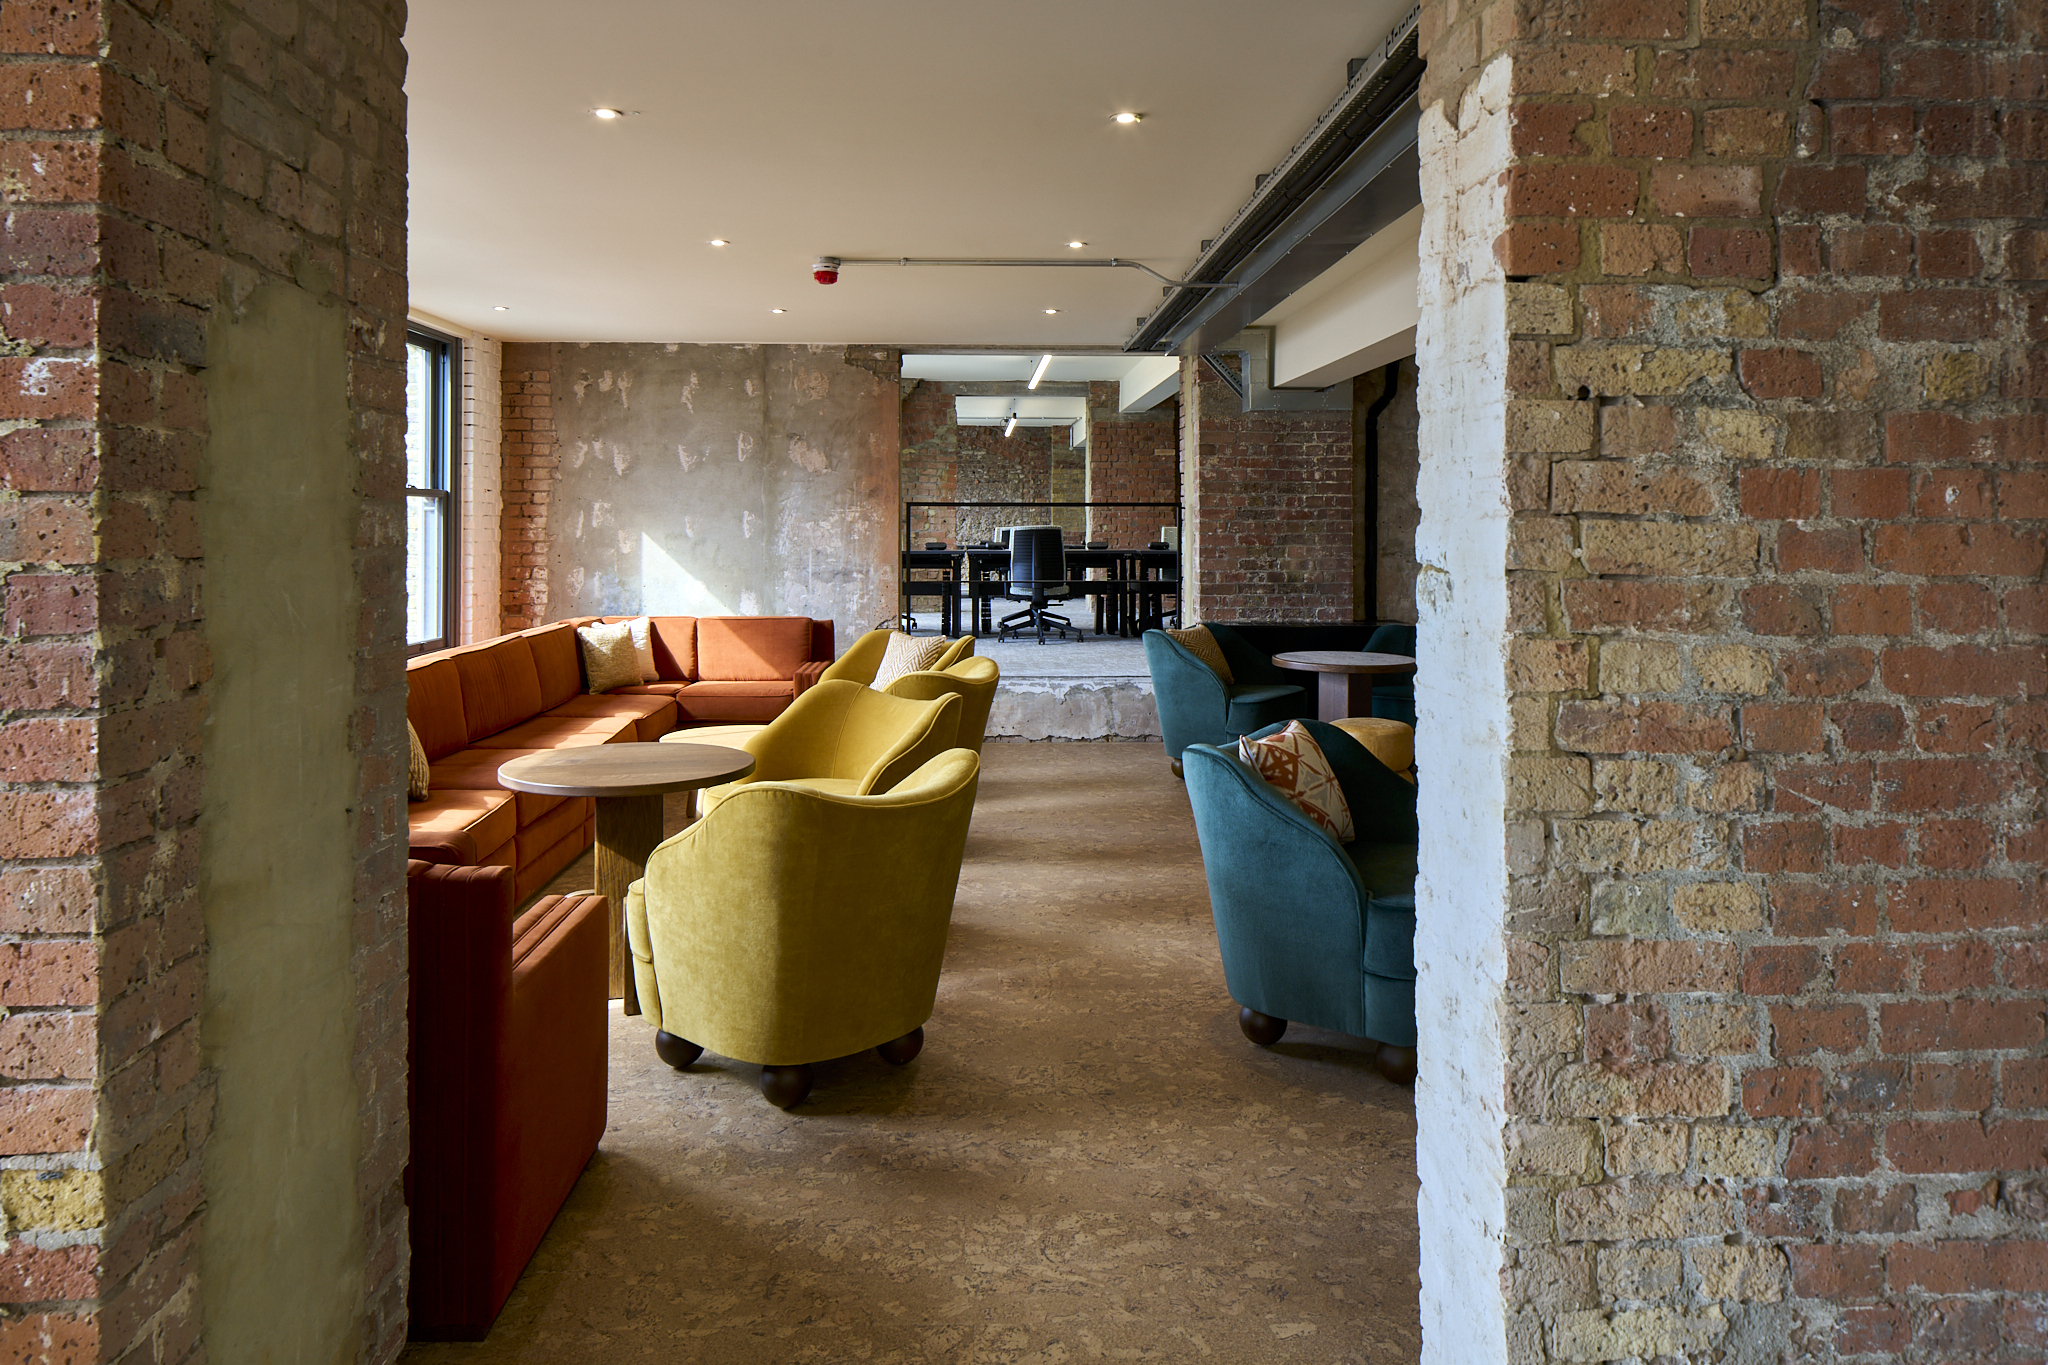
<box><xmin>405</xmin><ymin>329</ymin><xmax>459</xmax><ymax>651</ymax></box>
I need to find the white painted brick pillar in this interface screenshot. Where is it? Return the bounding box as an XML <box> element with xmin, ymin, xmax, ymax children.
<box><xmin>1414</xmin><ymin>53</ymin><xmax>1514</xmax><ymax>1365</ymax></box>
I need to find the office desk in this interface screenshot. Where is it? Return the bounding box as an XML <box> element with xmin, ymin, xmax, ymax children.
<box><xmin>901</xmin><ymin>550</ymin><xmax>961</xmax><ymax>635</ymax></box>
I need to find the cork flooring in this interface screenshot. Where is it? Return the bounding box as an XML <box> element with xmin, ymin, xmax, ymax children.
<box><xmin>400</xmin><ymin>741</ymin><xmax>1421</xmax><ymax>1363</ymax></box>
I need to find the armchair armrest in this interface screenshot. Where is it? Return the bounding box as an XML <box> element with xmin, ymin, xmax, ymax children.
<box><xmin>1143</xmin><ymin>629</ymin><xmax>1230</xmax><ymax>763</ymax></box>
<box><xmin>1182</xmin><ymin>744</ymin><xmax>1372</xmax><ymax>1036</ymax></box>
<box><xmin>820</xmin><ymin>628</ymin><xmax>889</xmax><ymax>685</ymax></box>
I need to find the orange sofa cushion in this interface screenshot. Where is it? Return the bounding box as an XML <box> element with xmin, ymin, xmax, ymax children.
<box><xmin>452</xmin><ymin>637</ymin><xmax>545</xmax><ymax>743</ymax></box>
<box><xmin>407</xmin><ymin>658</ymin><xmax>470</xmax><ymax>761</ymax></box>
<box><xmin>406</xmin><ymin>790</ymin><xmax>517</xmax><ymax>867</ymax></box>
<box><xmin>649</xmin><ymin>617</ymin><xmax>697</xmax><ymax>681</ymax></box>
<box><xmin>696</xmin><ymin>616</ymin><xmax>812</xmax><ymax>682</ymax></box>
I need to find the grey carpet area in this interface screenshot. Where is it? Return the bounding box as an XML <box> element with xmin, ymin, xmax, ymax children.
<box><xmin>401</xmin><ymin>741</ymin><xmax>1421</xmax><ymax>1363</ymax></box>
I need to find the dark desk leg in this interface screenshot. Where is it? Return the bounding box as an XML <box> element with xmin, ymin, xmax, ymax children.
<box><xmin>595</xmin><ymin>792</ymin><xmax>664</xmax><ymax>1015</ymax></box>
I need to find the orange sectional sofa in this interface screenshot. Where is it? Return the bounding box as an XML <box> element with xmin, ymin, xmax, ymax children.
<box><xmin>566</xmin><ymin>614</ymin><xmax>834</xmax><ymax>724</ymax></box>
<box><xmin>406</xmin><ymin>616</ymin><xmax>834</xmax><ymax>902</ymax></box>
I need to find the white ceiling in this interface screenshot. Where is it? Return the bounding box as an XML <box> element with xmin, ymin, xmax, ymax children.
<box><xmin>901</xmin><ymin>353</ymin><xmax>1148</xmax><ymax>384</ymax></box>
<box><xmin>405</xmin><ymin>0</ymin><xmax>1415</xmax><ymax>346</ymax></box>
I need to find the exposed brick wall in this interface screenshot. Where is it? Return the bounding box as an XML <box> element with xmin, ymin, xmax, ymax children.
<box><xmin>500</xmin><ymin>346</ymin><xmax>555</xmax><ymax>632</ymax></box>
<box><xmin>899</xmin><ymin>378</ymin><xmax>1055</xmax><ymax>546</ymax></box>
<box><xmin>1416</xmin><ymin>0</ymin><xmax>2047</xmax><ymax>1356</ymax></box>
<box><xmin>0</xmin><ymin>2</ymin><xmax>410</xmax><ymax>1361</ymax></box>
<box><xmin>1083</xmin><ymin>380</ymin><xmax>1178</xmax><ymax>547</ymax></box>
<box><xmin>461</xmin><ymin>334</ymin><xmax>502</xmax><ymax>644</ymax></box>
<box><xmin>1184</xmin><ymin>359</ymin><xmax>1354</xmax><ymax>622</ymax></box>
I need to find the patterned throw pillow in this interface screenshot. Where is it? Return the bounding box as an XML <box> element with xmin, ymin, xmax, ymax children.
<box><xmin>871</xmin><ymin>632</ymin><xmax>953</xmax><ymax>689</ymax></box>
<box><xmin>577</xmin><ymin>621</ymin><xmax>642</xmax><ymax>693</ymax></box>
<box><xmin>627</xmin><ymin>615</ymin><xmax>659</xmax><ymax>681</ymax></box>
<box><xmin>406</xmin><ymin>720</ymin><xmax>430</xmax><ymax>801</ymax></box>
<box><xmin>1163</xmin><ymin>625</ymin><xmax>1233</xmax><ymax>683</ymax></box>
<box><xmin>1239</xmin><ymin>720</ymin><xmax>1355</xmax><ymax>842</ymax></box>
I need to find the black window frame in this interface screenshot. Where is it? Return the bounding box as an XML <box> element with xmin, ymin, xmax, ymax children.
<box><xmin>405</xmin><ymin>326</ymin><xmax>461</xmax><ymax>655</ymax></box>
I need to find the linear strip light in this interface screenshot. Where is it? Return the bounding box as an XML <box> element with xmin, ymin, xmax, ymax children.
<box><xmin>1028</xmin><ymin>354</ymin><xmax>1053</xmax><ymax>389</ymax></box>
<box><xmin>1004</xmin><ymin>411</ymin><xmax>1019</xmax><ymax>437</ymax></box>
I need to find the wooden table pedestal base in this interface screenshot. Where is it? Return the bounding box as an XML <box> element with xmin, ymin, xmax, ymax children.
<box><xmin>595</xmin><ymin>793</ymin><xmax>666</xmax><ymax>1015</ymax></box>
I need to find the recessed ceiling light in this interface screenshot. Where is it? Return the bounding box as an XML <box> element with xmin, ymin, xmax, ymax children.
<box><xmin>770</xmin><ymin>308</ymin><xmax>786</xmax><ymax>314</ymax></box>
<box><xmin>1044</xmin><ymin>308</ymin><xmax>1060</xmax><ymax>315</ymax></box>
<box><xmin>593</xmin><ymin>107</ymin><xmax>625</xmax><ymax>119</ymax></box>
<box><xmin>1067</xmin><ymin>240</ymin><xmax>1087</xmax><ymax>249</ymax></box>
<box><xmin>1113</xmin><ymin>112</ymin><xmax>1142</xmax><ymax>124</ymax></box>
<box><xmin>493</xmin><ymin>305</ymin><xmax>509</xmax><ymax>311</ymax></box>
<box><xmin>709</xmin><ymin>238</ymin><xmax>729</xmax><ymax>246</ymax></box>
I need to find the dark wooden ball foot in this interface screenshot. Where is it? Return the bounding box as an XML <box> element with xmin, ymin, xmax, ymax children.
<box><xmin>877</xmin><ymin>1026</ymin><xmax>925</xmax><ymax>1065</ymax></box>
<box><xmin>758</xmin><ymin>1063</ymin><xmax>814</xmax><ymax>1110</ymax></box>
<box><xmin>1238</xmin><ymin>1006</ymin><xmax>1288</xmax><ymax>1047</ymax></box>
<box><xmin>653</xmin><ymin>1031</ymin><xmax>702</xmax><ymax>1070</ymax></box>
<box><xmin>1170</xmin><ymin>756</ymin><xmax>1184</xmax><ymax>779</ymax></box>
<box><xmin>1376</xmin><ymin>1044</ymin><xmax>1418</xmax><ymax>1086</ymax></box>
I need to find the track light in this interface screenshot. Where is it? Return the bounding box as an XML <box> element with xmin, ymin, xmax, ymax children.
<box><xmin>1028</xmin><ymin>354</ymin><xmax>1052</xmax><ymax>389</ymax></box>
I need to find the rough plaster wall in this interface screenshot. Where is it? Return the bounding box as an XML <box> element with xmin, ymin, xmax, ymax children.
<box><xmin>198</xmin><ymin>284</ymin><xmax>365</xmax><ymax>1365</ymax></box>
<box><xmin>462</xmin><ymin>334</ymin><xmax>503</xmax><ymax>644</ymax></box>
<box><xmin>1377</xmin><ymin>357</ymin><xmax>1423</xmax><ymax>624</ymax></box>
<box><xmin>1413</xmin><ymin>54</ymin><xmax>1514</xmax><ymax>1365</ymax></box>
<box><xmin>546</xmin><ymin>345</ymin><xmax>898</xmax><ymax>636</ymax></box>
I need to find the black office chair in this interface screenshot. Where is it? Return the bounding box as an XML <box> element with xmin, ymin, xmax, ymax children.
<box><xmin>997</xmin><ymin>526</ymin><xmax>1081</xmax><ymax>644</ymax></box>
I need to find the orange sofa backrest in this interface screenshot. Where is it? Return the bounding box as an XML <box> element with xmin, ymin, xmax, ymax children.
<box><xmin>522</xmin><ymin>624</ymin><xmax>582</xmax><ymax>709</ymax></box>
<box><xmin>593</xmin><ymin>615</ymin><xmax>698</xmax><ymax>681</ymax></box>
<box><xmin>407</xmin><ymin>658</ymin><xmax>469</xmax><ymax>761</ymax></box>
<box><xmin>697</xmin><ymin>616</ymin><xmax>812</xmax><ymax>682</ymax></box>
<box><xmin>450</xmin><ymin>636</ymin><xmax>545</xmax><ymax>743</ymax></box>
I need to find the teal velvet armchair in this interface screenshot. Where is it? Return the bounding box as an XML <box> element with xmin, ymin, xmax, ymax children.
<box><xmin>1182</xmin><ymin>718</ymin><xmax>1420</xmax><ymax>1083</ymax></box>
<box><xmin>1143</xmin><ymin>624</ymin><xmax>1313</xmax><ymax>776</ymax></box>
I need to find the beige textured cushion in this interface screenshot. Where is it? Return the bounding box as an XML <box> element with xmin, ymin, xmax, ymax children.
<box><xmin>1239</xmin><ymin>721</ymin><xmax>1354</xmax><ymax>842</ymax></box>
<box><xmin>406</xmin><ymin>721</ymin><xmax>430</xmax><ymax>801</ymax></box>
<box><xmin>577</xmin><ymin>622</ymin><xmax>642</xmax><ymax>693</ymax></box>
<box><xmin>1163</xmin><ymin>625</ymin><xmax>1233</xmax><ymax>683</ymax></box>
<box><xmin>871</xmin><ymin>632</ymin><xmax>953</xmax><ymax>690</ymax></box>
<box><xmin>627</xmin><ymin>616</ymin><xmax>658</xmax><ymax>682</ymax></box>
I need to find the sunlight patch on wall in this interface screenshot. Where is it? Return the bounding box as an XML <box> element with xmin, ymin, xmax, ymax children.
<box><xmin>642</xmin><ymin>533</ymin><xmax>728</xmax><ymax>614</ymax></box>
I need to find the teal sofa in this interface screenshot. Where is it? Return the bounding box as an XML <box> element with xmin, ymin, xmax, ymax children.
<box><xmin>1182</xmin><ymin>719</ymin><xmax>1420</xmax><ymax>1084</ymax></box>
<box><xmin>1143</xmin><ymin>624</ymin><xmax>1314</xmax><ymax>775</ymax></box>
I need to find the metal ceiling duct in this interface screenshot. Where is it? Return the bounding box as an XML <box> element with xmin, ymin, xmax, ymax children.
<box><xmin>1126</xmin><ymin>8</ymin><xmax>1424</xmax><ymax>359</ymax></box>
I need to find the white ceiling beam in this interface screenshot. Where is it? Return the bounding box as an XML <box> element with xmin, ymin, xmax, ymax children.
<box><xmin>1118</xmin><ymin>355</ymin><xmax>1182</xmax><ymax>413</ymax></box>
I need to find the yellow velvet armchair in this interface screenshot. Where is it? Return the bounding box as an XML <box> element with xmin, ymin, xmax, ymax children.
<box><xmin>881</xmin><ymin>655</ymin><xmax>999</xmax><ymax>754</ymax></box>
<box><xmin>626</xmin><ymin>749</ymin><xmax>983</xmax><ymax>1108</ymax></box>
<box><xmin>695</xmin><ymin>678</ymin><xmax>960</xmax><ymax>816</ymax></box>
<box><xmin>819</xmin><ymin>629</ymin><xmax>976</xmax><ymax>686</ymax></box>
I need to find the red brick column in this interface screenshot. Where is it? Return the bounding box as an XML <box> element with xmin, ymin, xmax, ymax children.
<box><xmin>1416</xmin><ymin>0</ymin><xmax>2047</xmax><ymax>1354</ymax></box>
<box><xmin>1184</xmin><ymin>361</ymin><xmax>1354</xmax><ymax>622</ymax></box>
<box><xmin>1083</xmin><ymin>381</ymin><xmax>1177</xmax><ymax>547</ymax></box>
<box><xmin>0</xmin><ymin>1</ymin><xmax>410</xmax><ymax>1359</ymax></box>
<box><xmin>500</xmin><ymin>351</ymin><xmax>557</xmax><ymax>631</ymax></box>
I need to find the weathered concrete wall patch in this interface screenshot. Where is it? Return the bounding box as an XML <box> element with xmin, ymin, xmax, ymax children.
<box><xmin>545</xmin><ymin>344</ymin><xmax>899</xmax><ymax>635</ymax></box>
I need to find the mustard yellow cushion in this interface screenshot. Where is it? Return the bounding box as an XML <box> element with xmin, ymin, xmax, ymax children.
<box><xmin>871</xmin><ymin>632</ymin><xmax>953</xmax><ymax>690</ymax></box>
<box><xmin>577</xmin><ymin>621</ymin><xmax>641</xmax><ymax>693</ymax></box>
<box><xmin>406</xmin><ymin>720</ymin><xmax>430</xmax><ymax>801</ymax></box>
<box><xmin>1333</xmin><ymin>717</ymin><xmax>1417</xmax><ymax>784</ymax></box>
<box><xmin>1164</xmin><ymin>625</ymin><xmax>1232</xmax><ymax>683</ymax></box>
<box><xmin>1240</xmin><ymin>720</ymin><xmax>1354</xmax><ymax>841</ymax></box>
